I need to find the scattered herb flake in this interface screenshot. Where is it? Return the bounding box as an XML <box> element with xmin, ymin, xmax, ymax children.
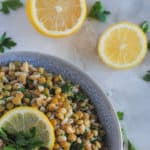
<box><xmin>75</xmin><ymin>91</ymin><xmax>87</xmax><ymax>101</ymax></box>
<box><xmin>61</xmin><ymin>81</ymin><xmax>74</xmax><ymax>95</ymax></box>
<box><xmin>70</xmin><ymin>142</ymin><xmax>84</xmax><ymax>150</ymax></box>
<box><xmin>143</xmin><ymin>71</ymin><xmax>150</xmax><ymax>81</ymax></box>
<box><xmin>0</xmin><ymin>32</ymin><xmax>16</xmax><ymax>53</ymax></box>
<box><xmin>128</xmin><ymin>139</ymin><xmax>137</xmax><ymax>150</ymax></box>
<box><xmin>89</xmin><ymin>1</ymin><xmax>111</xmax><ymax>22</ymax></box>
<box><xmin>148</xmin><ymin>42</ymin><xmax>150</xmax><ymax>50</ymax></box>
<box><xmin>140</xmin><ymin>21</ymin><xmax>150</xmax><ymax>33</ymax></box>
<box><xmin>0</xmin><ymin>0</ymin><xmax>23</xmax><ymax>14</ymax></box>
<box><xmin>117</xmin><ymin>111</ymin><xmax>124</xmax><ymax>120</ymax></box>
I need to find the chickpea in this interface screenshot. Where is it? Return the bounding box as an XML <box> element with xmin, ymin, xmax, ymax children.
<box><xmin>85</xmin><ymin>141</ymin><xmax>92</xmax><ymax>150</ymax></box>
<box><xmin>76</xmin><ymin>111</ymin><xmax>83</xmax><ymax>119</ymax></box>
<box><xmin>86</xmin><ymin>131</ymin><xmax>94</xmax><ymax>139</ymax></box>
<box><xmin>57</xmin><ymin>135</ymin><xmax>67</xmax><ymax>142</ymax></box>
<box><xmin>56</xmin><ymin>129</ymin><xmax>65</xmax><ymax>136</ymax></box>
<box><xmin>51</xmin><ymin>98</ymin><xmax>58</xmax><ymax>104</ymax></box>
<box><xmin>4</xmin><ymin>84</ymin><xmax>12</xmax><ymax>90</ymax></box>
<box><xmin>53</xmin><ymin>143</ymin><xmax>60</xmax><ymax>150</ymax></box>
<box><xmin>56</xmin><ymin>112</ymin><xmax>64</xmax><ymax>120</ymax></box>
<box><xmin>58</xmin><ymin>108</ymin><xmax>67</xmax><ymax>114</ymax></box>
<box><xmin>47</xmin><ymin>103</ymin><xmax>56</xmax><ymax>111</ymax></box>
<box><xmin>62</xmin><ymin>124</ymin><xmax>75</xmax><ymax>134</ymax></box>
<box><xmin>6</xmin><ymin>102</ymin><xmax>14</xmax><ymax>110</ymax></box>
<box><xmin>95</xmin><ymin>141</ymin><xmax>102</xmax><ymax>149</ymax></box>
<box><xmin>12</xmin><ymin>93</ymin><xmax>24</xmax><ymax>105</ymax></box>
<box><xmin>0</xmin><ymin>105</ymin><xmax>4</xmax><ymax>112</ymax></box>
<box><xmin>38</xmin><ymin>77</ymin><xmax>46</xmax><ymax>84</ymax></box>
<box><xmin>55</xmin><ymin>87</ymin><xmax>61</xmax><ymax>95</ymax></box>
<box><xmin>59</xmin><ymin>141</ymin><xmax>70</xmax><ymax>150</ymax></box>
<box><xmin>46</xmin><ymin>112</ymin><xmax>52</xmax><ymax>118</ymax></box>
<box><xmin>23</xmin><ymin>98</ymin><xmax>30</xmax><ymax>104</ymax></box>
<box><xmin>92</xmin><ymin>130</ymin><xmax>98</xmax><ymax>136</ymax></box>
<box><xmin>51</xmin><ymin>119</ymin><xmax>57</xmax><ymax>127</ymax></box>
<box><xmin>47</xmin><ymin>78</ymin><xmax>52</xmax><ymax>87</ymax></box>
<box><xmin>84</xmin><ymin>119</ymin><xmax>90</xmax><ymax>127</ymax></box>
<box><xmin>76</xmin><ymin>120</ymin><xmax>84</xmax><ymax>125</ymax></box>
<box><xmin>18</xmin><ymin>75</ymin><xmax>26</xmax><ymax>84</ymax></box>
<box><xmin>38</xmin><ymin>85</ymin><xmax>44</xmax><ymax>92</ymax></box>
<box><xmin>77</xmin><ymin>124</ymin><xmax>85</xmax><ymax>134</ymax></box>
<box><xmin>38</xmin><ymin>67</ymin><xmax>44</xmax><ymax>74</ymax></box>
<box><xmin>31</xmin><ymin>102</ymin><xmax>38</xmax><ymax>108</ymax></box>
<box><xmin>54</xmin><ymin>75</ymin><xmax>62</xmax><ymax>82</ymax></box>
<box><xmin>68</xmin><ymin>134</ymin><xmax>76</xmax><ymax>142</ymax></box>
<box><xmin>0</xmin><ymin>94</ymin><xmax>3</xmax><ymax>99</ymax></box>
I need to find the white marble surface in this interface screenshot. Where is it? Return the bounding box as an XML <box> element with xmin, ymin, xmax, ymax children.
<box><xmin>0</xmin><ymin>0</ymin><xmax>150</xmax><ymax>149</ymax></box>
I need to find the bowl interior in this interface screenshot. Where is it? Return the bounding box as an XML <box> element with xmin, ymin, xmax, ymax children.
<box><xmin>0</xmin><ymin>52</ymin><xmax>122</xmax><ymax>150</ymax></box>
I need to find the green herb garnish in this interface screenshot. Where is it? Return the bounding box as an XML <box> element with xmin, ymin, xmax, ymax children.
<box><xmin>121</xmin><ymin>128</ymin><xmax>137</xmax><ymax>150</ymax></box>
<box><xmin>61</xmin><ymin>81</ymin><xmax>74</xmax><ymax>95</ymax></box>
<box><xmin>140</xmin><ymin>21</ymin><xmax>150</xmax><ymax>33</ymax></box>
<box><xmin>17</xmin><ymin>87</ymin><xmax>26</xmax><ymax>93</ymax></box>
<box><xmin>0</xmin><ymin>32</ymin><xmax>16</xmax><ymax>53</ymax></box>
<box><xmin>143</xmin><ymin>71</ymin><xmax>150</xmax><ymax>81</ymax></box>
<box><xmin>70</xmin><ymin>142</ymin><xmax>84</xmax><ymax>150</ymax></box>
<box><xmin>0</xmin><ymin>127</ymin><xmax>47</xmax><ymax>150</ymax></box>
<box><xmin>0</xmin><ymin>0</ymin><xmax>23</xmax><ymax>14</ymax></box>
<box><xmin>148</xmin><ymin>42</ymin><xmax>150</xmax><ymax>50</ymax></box>
<box><xmin>89</xmin><ymin>1</ymin><xmax>111</xmax><ymax>22</ymax></box>
<box><xmin>128</xmin><ymin>139</ymin><xmax>137</xmax><ymax>150</ymax></box>
<box><xmin>117</xmin><ymin>111</ymin><xmax>124</xmax><ymax>120</ymax></box>
<box><xmin>74</xmin><ymin>91</ymin><xmax>87</xmax><ymax>101</ymax></box>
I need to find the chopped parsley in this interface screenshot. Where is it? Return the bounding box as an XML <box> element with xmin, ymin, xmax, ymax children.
<box><xmin>0</xmin><ymin>0</ymin><xmax>23</xmax><ymax>14</ymax></box>
<box><xmin>0</xmin><ymin>32</ymin><xmax>16</xmax><ymax>53</ymax></box>
<box><xmin>89</xmin><ymin>1</ymin><xmax>111</xmax><ymax>22</ymax></box>
<box><xmin>117</xmin><ymin>111</ymin><xmax>124</xmax><ymax>120</ymax></box>
<box><xmin>140</xmin><ymin>21</ymin><xmax>150</xmax><ymax>33</ymax></box>
<box><xmin>0</xmin><ymin>127</ymin><xmax>46</xmax><ymax>150</ymax></box>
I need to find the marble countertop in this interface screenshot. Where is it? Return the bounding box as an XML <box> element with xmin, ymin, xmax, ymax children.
<box><xmin>0</xmin><ymin>0</ymin><xmax>150</xmax><ymax>149</ymax></box>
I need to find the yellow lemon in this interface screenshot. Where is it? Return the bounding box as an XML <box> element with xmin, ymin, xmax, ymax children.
<box><xmin>98</xmin><ymin>22</ymin><xmax>147</xmax><ymax>69</ymax></box>
<box><xmin>0</xmin><ymin>107</ymin><xmax>55</xmax><ymax>150</ymax></box>
<box><xmin>26</xmin><ymin>0</ymin><xmax>87</xmax><ymax>37</ymax></box>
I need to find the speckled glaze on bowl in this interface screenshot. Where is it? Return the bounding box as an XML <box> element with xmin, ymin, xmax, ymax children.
<box><xmin>0</xmin><ymin>52</ymin><xmax>122</xmax><ymax>150</ymax></box>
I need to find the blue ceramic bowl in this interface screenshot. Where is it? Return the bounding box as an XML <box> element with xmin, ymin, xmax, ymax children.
<box><xmin>0</xmin><ymin>52</ymin><xmax>122</xmax><ymax>150</ymax></box>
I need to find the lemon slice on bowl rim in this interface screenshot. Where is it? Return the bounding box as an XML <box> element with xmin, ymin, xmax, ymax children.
<box><xmin>0</xmin><ymin>107</ymin><xmax>55</xmax><ymax>150</ymax></box>
<box><xmin>98</xmin><ymin>22</ymin><xmax>147</xmax><ymax>69</ymax></box>
<box><xmin>26</xmin><ymin>0</ymin><xmax>87</xmax><ymax>37</ymax></box>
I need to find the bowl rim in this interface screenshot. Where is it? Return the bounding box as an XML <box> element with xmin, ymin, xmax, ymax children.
<box><xmin>0</xmin><ymin>51</ymin><xmax>123</xmax><ymax>150</ymax></box>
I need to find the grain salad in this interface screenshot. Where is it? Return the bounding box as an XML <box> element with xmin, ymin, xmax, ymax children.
<box><xmin>0</xmin><ymin>62</ymin><xmax>108</xmax><ymax>150</ymax></box>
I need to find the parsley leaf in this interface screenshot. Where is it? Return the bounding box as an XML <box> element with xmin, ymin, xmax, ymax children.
<box><xmin>121</xmin><ymin>128</ymin><xmax>137</xmax><ymax>150</ymax></box>
<box><xmin>140</xmin><ymin>21</ymin><xmax>150</xmax><ymax>33</ymax></box>
<box><xmin>0</xmin><ymin>0</ymin><xmax>23</xmax><ymax>14</ymax></box>
<box><xmin>0</xmin><ymin>32</ymin><xmax>16</xmax><ymax>53</ymax></box>
<box><xmin>70</xmin><ymin>142</ymin><xmax>84</xmax><ymax>150</ymax></box>
<box><xmin>117</xmin><ymin>111</ymin><xmax>124</xmax><ymax>120</ymax></box>
<box><xmin>0</xmin><ymin>127</ymin><xmax>47</xmax><ymax>150</ymax></box>
<box><xmin>128</xmin><ymin>139</ymin><xmax>137</xmax><ymax>150</ymax></box>
<box><xmin>148</xmin><ymin>42</ymin><xmax>150</xmax><ymax>50</ymax></box>
<box><xmin>61</xmin><ymin>81</ymin><xmax>74</xmax><ymax>96</ymax></box>
<box><xmin>143</xmin><ymin>71</ymin><xmax>150</xmax><ymax>81</ymax></box>
<box><xmin>89</xmin><ymin>1</ymin><xmax>111</xmax><ymax>22</ymax></box>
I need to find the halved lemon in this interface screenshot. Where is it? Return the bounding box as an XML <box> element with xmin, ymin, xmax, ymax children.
<box><xmin>26</xmin><ymin>0</ymin><xmax>87</xmax><ymax>37</ymax></box>
<box><xmin>0</xmin><ymin>107</ymin><xmax>55</xmax><ymax>150</ymax></box>
<box><xmin>98</xmin><ymin>22</ymin><xmax>147</xmax><ymax>69</ymax></box>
